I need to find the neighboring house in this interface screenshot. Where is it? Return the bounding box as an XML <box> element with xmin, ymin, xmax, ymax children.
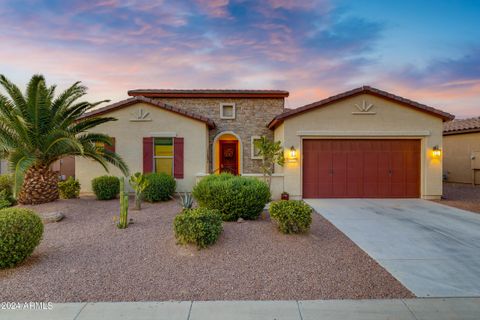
<box><xmin>77</xmin><ymin>86</ymin><xmax>454</xmax><ymax>199</ymax></box>
<box><xmin>443</xmin><ymin>117</ymin><xmax>480</xmax><ymax>184</ymax></box>
<box><xmin>50</xmin><ymin>156</ymin><xmax>76</xmax><ymax>181</ymax></box>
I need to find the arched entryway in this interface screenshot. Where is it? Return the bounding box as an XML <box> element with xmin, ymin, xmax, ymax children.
<box><xmin>212</xmin><ymin>131</ymin><xmax>242</xmax><ymax>175</ymax></box>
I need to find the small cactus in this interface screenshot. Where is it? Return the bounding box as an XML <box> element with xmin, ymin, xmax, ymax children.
<box><xmin>117</xmin><ymin>177</ymin><xmax>129</xmax><ymax>229</ymax></box>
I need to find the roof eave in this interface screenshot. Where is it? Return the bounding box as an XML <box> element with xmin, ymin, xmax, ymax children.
<box><xmin>444</xmin><ymin>128</ymin><xmax>480</xmax><ymax>136</ymax></box>
<box><xmin>268</xmin><ymin>86</ymin><xmax>454</xmax><ymax>127</ymax></box>
<box><xmin>80</xmin><ymin>97</ymin><xmax>216</xmax><ymax>129</ymax></box>
<box><xmin>128</xmin><ymin>90</ymin><xmax>289</xmax><ymax>99</ymax></box>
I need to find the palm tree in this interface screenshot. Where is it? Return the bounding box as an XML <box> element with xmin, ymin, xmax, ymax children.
<box><xmin>0</xmin><ymin>74</ymin><xmax>129</xmax><ymax>204</ymax></box>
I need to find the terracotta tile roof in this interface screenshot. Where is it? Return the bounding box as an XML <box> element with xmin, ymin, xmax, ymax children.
<box><xmin>128</xmin><ymin>89</ymin><xmax>289</xmax><ymax>98</ymax></box>
<box><xmin>444</xmin><ymin>117</ymin><xmax>480</xmax><ymax>135</ymax></box>
<box><xmin>268</xmin><ymin>86</ymin><xmax>455</xmax><ymax>129</ymax></box>
<box><xmin>79</xmin><ymin>96</ymin><xmax>216</xmax><ymax>128</ymax></box>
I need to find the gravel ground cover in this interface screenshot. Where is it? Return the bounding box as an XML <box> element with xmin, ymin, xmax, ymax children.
<box><xmin>434</xmin><ymin>182</ymin><xmax>480</xmax><ymax>213</ymax></box>
<box><xmin>0</xmin><ymin>197</ymin><xmax>413</xmax><ymax>302</ymax></box>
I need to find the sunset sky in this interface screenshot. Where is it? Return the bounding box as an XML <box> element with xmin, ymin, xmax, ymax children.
<box><xmin>0</xmin><ymin>0</ymin><xmax>479</xmax><ymax>118</ymax></box>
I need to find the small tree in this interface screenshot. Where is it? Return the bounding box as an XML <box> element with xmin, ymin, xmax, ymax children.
<box><xmin>129</xmin><ymin>172</ymin><xmax>148</xmax><ymax>210</ymax></box>
<box><xmin>254</xmin><ymin>136</ymin><xmax>284</xmax><ymax>190</ymax></box>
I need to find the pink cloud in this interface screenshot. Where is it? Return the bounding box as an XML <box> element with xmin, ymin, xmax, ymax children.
<box><xmin>194</xmin><ymin>0</ymin><xmax>230</xmax><ymax>18</ymax></box>
<box><xmin>267</xmin><ymin>0</ymin><xmax>331</xmax><ymax>12</ymax></box>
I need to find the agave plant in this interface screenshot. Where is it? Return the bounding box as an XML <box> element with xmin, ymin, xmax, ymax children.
<box><xmin>0</xmin><ymin>74</ymin><xmax>129</xmax><ymax>204</ymax></box>
<box><xmin>179</xmin><ymin>192</ymin><xmax>194</xmax><ymax>210</ymax></box>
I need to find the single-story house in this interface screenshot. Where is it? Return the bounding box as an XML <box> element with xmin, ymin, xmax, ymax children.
<box><xmin>77</xmin><ymin>86</ymin><xmax>454</xmax><ymax>200</ymax></box>
<box><xmin>443</xmin><ymin>118</ymin><xmax>480</xmax><ymax>184</ymax></box>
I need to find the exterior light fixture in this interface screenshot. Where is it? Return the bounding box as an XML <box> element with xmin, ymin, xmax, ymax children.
<box><xmin>288</xmin><ymin>146</ymin><xmax>298</xmax><ymax>162</ymax></box>
<box><xmin>432</xmin><ymin>145</ymin><xmax>442</xmax><ymax>158</ymax></box>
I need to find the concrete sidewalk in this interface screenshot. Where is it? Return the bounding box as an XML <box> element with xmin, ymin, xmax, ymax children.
<box><xmin>1</xmin><ymin>298</ymin><xmax>479</xmax><ymax>320</ymax></box>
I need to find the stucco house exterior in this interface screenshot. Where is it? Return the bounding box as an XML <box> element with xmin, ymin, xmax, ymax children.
<box><xmin>443</xmin><ymin>118</ymin><xmax>480</xmax><ymax>184</ymax></box>
<box><xmin>76</xmin><ymin>86</ymin><xmax>454</xmax><ymax>200</ymax></box>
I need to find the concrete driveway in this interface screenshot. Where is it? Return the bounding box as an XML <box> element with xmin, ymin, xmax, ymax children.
<box><xmin>304</xmin><ymin>199</ymin><xmax>480</xmax><ymax>297</ymax></box>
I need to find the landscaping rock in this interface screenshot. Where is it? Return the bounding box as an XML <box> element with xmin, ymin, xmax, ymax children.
<box><xmin>237</xmin><ymin>218</ymin><xmax>244</xmax><ymax>223</ymax></box>
<box><xmin>41</xmin><ymin>211</ymin><xmax>65</xmax><ymax>223</ymax></box>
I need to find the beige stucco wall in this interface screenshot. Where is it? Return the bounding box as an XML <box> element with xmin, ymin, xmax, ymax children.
<box><xmin>272</xmin><ymin>93</ymin><xmax>444</xmax><ymax>199</ymax></box>
<box><xmin>76</xmin><ymin>102</ymin><xmax>209</xmax><ymax>193</ymax></box>
<box><xmin>443</xmin><ymin>132</ymin><xmax>480</xmax><ymax>184</ymax></box>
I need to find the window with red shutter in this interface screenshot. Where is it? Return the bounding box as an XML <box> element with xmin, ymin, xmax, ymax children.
<box><xmin>173</xmin><ymin>137</ymin><xmax>184</xmax><ymax>179</ymax></box>
<box><xmin>105</xmin><ymin>137</ymin><xmax>115</xmax><ymax>153</ymax></box>
<box><xmin>143</xmin><ymin>137</ymin><xmax>153</xmax><ymax>173</ymax></box>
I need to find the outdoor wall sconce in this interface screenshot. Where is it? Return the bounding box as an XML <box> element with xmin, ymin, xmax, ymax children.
<box><xmin>288</xmin><ymin>146</ymin><xmax>298</xmax><ymax>162</ymax></box>
<box><xmin>432</xmin><ymin>145</ymin><xmax>442</xmax><ymax>158</ymax></box>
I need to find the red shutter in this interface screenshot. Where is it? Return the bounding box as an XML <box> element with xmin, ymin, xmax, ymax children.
<box><xmin>174</xmin><ymin>137</ymin><xmax>184</xmax><ymax>179</ymax></box>
<box><xmin>105</xmin><ymin>137</ymin><xmax>115</xmax><ymax>153</ymax></box>
<box><xmin>143</xmin><ymin>137</ymin><xmax>153</xmax><ymax>173</ymax></box>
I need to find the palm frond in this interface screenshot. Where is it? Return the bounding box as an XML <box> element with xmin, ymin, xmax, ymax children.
<box><xmin>0</xmin><ymin>74</ymin><xmax>129</xmax><ymax>179</ymax></box>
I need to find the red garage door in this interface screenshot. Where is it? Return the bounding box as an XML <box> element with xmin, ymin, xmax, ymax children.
<box><xmin>302</xmin><ymin>139</ymin><xmax>420</xmax><ymax>198</ymax></box>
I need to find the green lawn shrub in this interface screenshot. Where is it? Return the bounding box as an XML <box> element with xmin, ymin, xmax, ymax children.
<box><xmin>0</xmin><ymin>208</ymin><xmax>44</xmax><ymax>268</ymax></box>
<box><xmin>0</xmin><ymin>174</ymin><xmax>15</xmax><ymax>208</ymax></box>
<box><xmin>192</xmin><ymin>173</ymin><xmax>270</xmax><ymax>221</ymax></box>
<box><xmin>173</xmin><ymin>208</ymin><xmax>222</xmax><ymax>248</ymax></box>
<box><xmin>269</xmin><ymin>200</ymin><xmax>312</xmax><ymax>234</ymax></box>
<box><xmin>58</xmin><ymin>177</ymin><xmax>81</xmax><ymax>199</ymax></box>
<box><xmin>143</xmin><ymin>173</ymin><xmax>176</xmax><ymax>202</ymax></box>
<box><xmin>91</xmin><ymin>175</ymin><xmax>120</xmax><ymax>200</ymax></box>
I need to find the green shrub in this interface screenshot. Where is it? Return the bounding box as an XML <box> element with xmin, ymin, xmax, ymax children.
<box><xmin>143</xmin><ymin>173</ymin><xmax>176</xmax><ymax>202</ymax></box>
<box><xmin>192</xmin><ymin>173</ymin><xmax>270</xmax><ymax>221</ymax></box>
<box><xmin>91</xmin><ymin>175</ymin><xmax>120</xmax><ymax>200</ymax></box>
<box><xmin>0</xmin><ymin>174</ymin><xmax>14</xmax><ymax>203</ymax></box>
<box><xmin>0</xmin><ymin>190</ymin><xmax>13</xmax><ymax>209</ymax></box>
<box><xmin>0</xmin><ymin>208</ymin><xmax>44</xmax><ymax>268</ymax></box>
<box><xmin>269</xmin><ymin>200</ymin><xmax>313</xmax><ymax>234</ymax></box>
<box><xmin>173</xmin><ymin>208</ymin><xmax>223</xmax><ymax>248</ymax></box>
<box><xmin>58</xmin><ymin>177</ymin><xmax>80</xmax><ymax>199</ymax></box>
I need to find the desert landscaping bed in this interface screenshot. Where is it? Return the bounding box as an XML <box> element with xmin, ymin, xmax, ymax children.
<box><xmin>434</xmin><ymin>182</ymin><xmax>480</xmax><ymax>213</ymax></box>
<box><xmin>0</xmin><ymin>197</ymin><xmax>412</xmax><ymax>302</ymax></box>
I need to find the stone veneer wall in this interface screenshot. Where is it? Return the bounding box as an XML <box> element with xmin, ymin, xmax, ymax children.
<box><xmin>153</xmin><ymin>98</ymin><xmax>284</xmax><ymax>173</ymax></box>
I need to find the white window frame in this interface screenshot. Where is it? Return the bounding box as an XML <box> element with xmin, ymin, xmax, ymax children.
<box><xmin>153</xmin><ymin>137</ymin><xmax>174</xmax><ymax>176</ymax></box>
<box><xmin>220</xmin><ymin>103</ymin><xmax>236</xmax><ymax>119</ymax></box>
<box><xmin>251</xmin><ymin>136</ymin><xmax>262</xmax><ymax>160</ymax></box>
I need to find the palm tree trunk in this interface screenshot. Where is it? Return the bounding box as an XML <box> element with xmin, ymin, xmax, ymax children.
<box><xmin>17</xmin><ymin>165</ymin><xmax>59</xmax><ymax>204</ymax></box>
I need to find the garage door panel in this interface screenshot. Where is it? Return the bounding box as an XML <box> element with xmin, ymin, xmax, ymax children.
<box><xmin>347</xmin><ymin>151</ymin><xmax>364</xmax><ymax>197</ymax></box>
<box><xmin>363</xmin><ymin>151</ymin><xmax>379</xmax><ymax>197</ymax></box>
<box><xmin>332</xmin><ymin>151</ymin><xmax>347</xmax><ymax>197</ymax></box>
<box><xmin>391</xmin><ymin>151</ymin><xmax>407</xmax><ymax>197</ymax></box>
<box><xmin>377</xmin><ymin>151</ymin><xmax>392</xmax><ymax>197</ymax></box>
<box><xmin>303</xmin><ymin>139</ymin><xmax>420</xmax><ymax>198</ymax></box>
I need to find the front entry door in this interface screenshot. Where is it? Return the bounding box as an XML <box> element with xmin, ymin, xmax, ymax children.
<box><xmin>219</xmin><ymin>140</ymin><xmax>238</xmax><ymax>175</ymax></box>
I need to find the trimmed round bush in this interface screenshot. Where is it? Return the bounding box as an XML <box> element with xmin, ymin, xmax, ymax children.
<box><xmin>91</xmin><ymin>176</ymin><xmax>119</xmax><ymax>200</ymax></box>
<box><xmin>0</xmin><ymin>208</ymin><xmax>44</xmax><ymax>268</ymax></box>
<box><xmin>269</xmin><ymin>200</ymin><xmax>313</xmax><ymax>234</ymax></box>
<box><xmin>58</xmin><ymin>177</ymin><xmax>81</xmax><ymax>199</ymax></box>
<box><xmin>173</xmin><ymin>208</ymin><xmax>223</xmax><ymax>248</ymax></box>
<box><xmin>143</xmin><ymin>173</ymin><xmax>176</xmax><ymax>202</ymax></box>
<box><xmin>192</xmin><ymin>173</ymin><xmax>271</xmax><ymax>221</ymax></box>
